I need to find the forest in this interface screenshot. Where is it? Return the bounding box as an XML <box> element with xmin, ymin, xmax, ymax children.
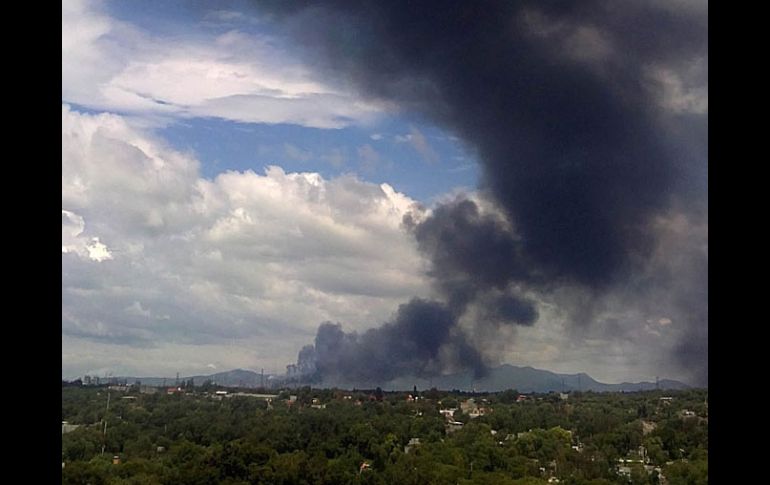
<box><xmin>62</xmin><ymin>384</ymin><xmax>707</xmax><ymax>485</ymax></box>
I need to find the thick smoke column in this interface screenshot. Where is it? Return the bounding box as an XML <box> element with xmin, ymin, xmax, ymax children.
<box><xmin>264</xmin><ymin>1</ymin><xmax>707</xmax><ymax>384</ymax></box>
<box><xmin>294</xmin><ymin>200</ymin><xmax>539</xmax><ymax>384</ymax></box>
<box><xmin>406</xmin><ymin>199</ymin><xmax>534</xmax><ymax>312</ymax></box>
<box><xmin>307</xmin><ymin>299</ymin><xmax>485</xmax><ymax>383</ymax></box>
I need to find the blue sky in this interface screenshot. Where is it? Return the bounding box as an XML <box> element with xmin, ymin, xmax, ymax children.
<box><xmin>158</xmin><ymin>115</ymin><xmax>479</xmax><ymax>202</ymax></box>
<box><xmin>70</xmin><ymin>0</ymin><xmax>480</xmax><ymax>203</ymax></box>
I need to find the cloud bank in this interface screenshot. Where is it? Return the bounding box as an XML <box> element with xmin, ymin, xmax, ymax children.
<box><xmin>62</xmin><ymin>105</ymin><xmax>430</xmax><ymax>377</ymax></box>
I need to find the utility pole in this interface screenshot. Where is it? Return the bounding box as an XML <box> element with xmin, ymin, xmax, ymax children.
<box><xmin>101</xmin><ymin>421</ymin><xmax>107</xmax><ymax>456</ymax></box>
<box><xmin>101</xmin><ymin>392</ymin><xmax>111</xmax><ymax>456</ymax></box>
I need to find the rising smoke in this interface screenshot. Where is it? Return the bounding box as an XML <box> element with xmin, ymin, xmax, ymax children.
<box><xmin>257</xmin><ymin>0</ymin><xmax>707</xmax><ymax>385</ymax></box>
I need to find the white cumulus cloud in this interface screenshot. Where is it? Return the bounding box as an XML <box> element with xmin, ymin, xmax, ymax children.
<box><xmin>62</xmin><ymin>0</ymin><xmax>387</xmax><ymax>129</ymax></box>
<box><xmin>62</xmin><ymin>105</ymin><xmax>431</xmax><ymax>377</ymax></box>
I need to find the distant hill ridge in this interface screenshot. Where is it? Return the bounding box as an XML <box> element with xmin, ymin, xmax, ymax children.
<box><xmin>118</xmin><ymin>364</ymin><xmax>691</xmax><ymax>392</ymax></box>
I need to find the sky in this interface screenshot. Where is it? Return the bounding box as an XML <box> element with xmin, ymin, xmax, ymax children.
<box><xmin>62</xmin><ymin>0</ymin><xmax>707</xmax><ymax>385</ymax></box>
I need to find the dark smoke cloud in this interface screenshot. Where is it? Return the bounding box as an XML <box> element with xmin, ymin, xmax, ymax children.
<box><xmin>262</xmin><ymin>0</ymin><xmax>707</xmax><ymax>384</ymax></box>
<box><xmin>301</xmin><ymin>298</ymin><xmax>485</xmax><ymax>383</ymax></box>
<box><xmin>405</xmin><ymin>198</ymin><xmax>533</xmax><ymax>310</ymax></box>
<box><xmin>485</xmin><ymin>294</ymin><xmax>539</xmax><ymax>326</ymax></box>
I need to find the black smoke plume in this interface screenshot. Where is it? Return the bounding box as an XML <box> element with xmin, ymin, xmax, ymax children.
<box><xmin>261</xmin><ymin>1</ymin><xmax>707</xmax><ymax>385</ymax></box>
<box><xmin>301</xmin><ymin>299</ymin><xmax>485</xmax><ymax>383</ymax></box>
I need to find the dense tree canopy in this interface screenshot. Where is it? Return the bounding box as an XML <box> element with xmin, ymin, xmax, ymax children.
<box><xmin>62</xmin><ymin>385</ymin><xmax>707</xmax><ymax>484</ymax></box>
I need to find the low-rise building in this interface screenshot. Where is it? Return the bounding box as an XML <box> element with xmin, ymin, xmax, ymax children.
<box><xmin>439</xmin><ymin>408</ymin><xmax>458</xmax><ymax>420</ymax></box>
<box><xmin>227</xmin><ymin>392</ymin><xmax>278</xmax><ymax>400</ymax></box>
<box><xmin>468</xmin><ymin>407</ymin><xmax>487</xmax><ymax>418</ymax></box>
<box><xmin>61</xmin><ymin>421</ymin><xmax>80</xmax><ymax>434</ymax></box>
<box><xmin>641</xmin><ymin>420</ymin><xmax>657</xmax><ymax>435</ymax></box>
<box><xmin>460</xmin><ymin>398</ymin><xmax>477</xmax><ymax>414</ymax></box>
<box><xmin>404</xmin><ymin>437</ymin><xmax>421</xmax><ymax>453</ymax></box>
<box><xmin>445</xmin><ymin>421</ymin><xmax>464</xmax><ymax>434</ymax></box>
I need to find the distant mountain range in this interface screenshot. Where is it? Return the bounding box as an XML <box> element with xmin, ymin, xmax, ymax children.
<box><xmin>387</xmin><ymin>365</ymin><xmax>690</xmax><ymax>393</ymax></box>
<box><xmin>119</xmin><ymin>364</ymin><xmax>691</xmax><ymax>393</ymax></box>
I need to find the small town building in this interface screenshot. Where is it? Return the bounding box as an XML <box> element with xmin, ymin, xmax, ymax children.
<box><xmin>404</xmin><ymin>438</ymin><xmax>421</xmax><ymax>453</ymax></box>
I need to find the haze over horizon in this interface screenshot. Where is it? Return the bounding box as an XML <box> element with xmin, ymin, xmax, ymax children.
<box><xmin>64</xmin><ymin>363</ymin><xmax>695</xmax><ymax>390</ymax></box>
<box><xmin>62</xmin><ymin>1</ymin><xmax>707</xmax><ymax>386</ymax></box>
